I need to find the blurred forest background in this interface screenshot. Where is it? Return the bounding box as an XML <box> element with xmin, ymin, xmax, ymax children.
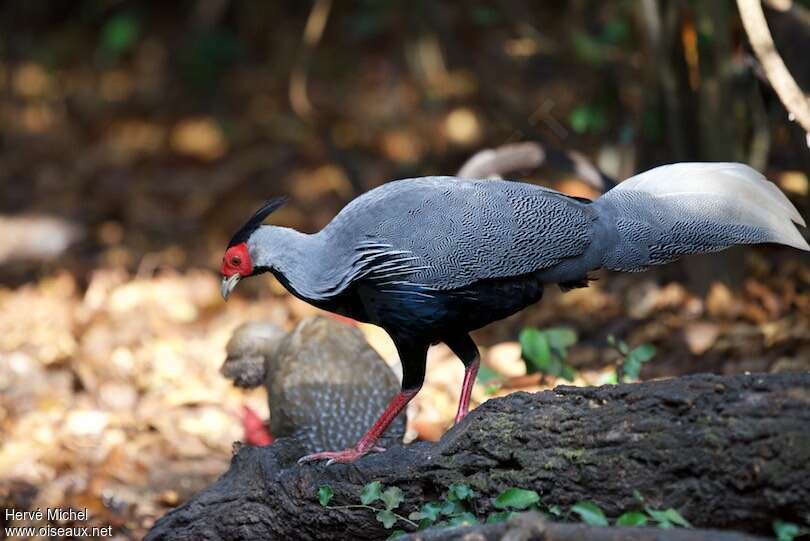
<box><xmin>1</xmin><ymin>1</ymin><xmax>809</xmax><ymax>539</ymax></box>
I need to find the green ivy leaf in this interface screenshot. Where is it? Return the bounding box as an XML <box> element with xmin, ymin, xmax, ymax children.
<box><xmin>773</xmin><ymin>520</ymin><xmax>801</xmax><ymax>541</ymax></box>
<box><xmin>631</xmin><ymin>344</ymin><xmax>657</xmax><ymax>363</ymax></box>
<box><xmin>361</xmin><ymin>481</ymin><xmax>383</xmax><ymax>505</ymax></box>
<box><xmin>493</xmin><ymin>488</ymin><xmax>540</xmax><ymax>510</ymax></box>
<box><xmin>317</xmin><ymin>485</ymin><xmax>334</xmax><ymax>507</ymax></box>
<box><xmin>486</xmin><ymin>511</ymin><xmax>516</xmax><ymax>524</ymax></box>
<box><xmin>645</xmin><ymin>509</ymin><xmax>667</xmax><ymax>527</ymax></box>
<box><xmin>545</xmin><ymin>327</ymin><xmax>578</xmax><ymax>357</ymax></box>
<box><xmin>447</xmin><ymin>512</ymin><xmax>478</xmax><ymax>527</ymax></box>
<box><xmin>660</xmin><ymin>508</ymin><xmax>690</xmax><ymax>528</ymax></box>
<box><xmin>616</xmin><ymin>511</ymin><xmax>648</xmax><ymax>527</ymax></box>
<box><xmin>409</xmin><ymin>502</ymin><xmax>442</xmax><ymax>523</ymax></box>
<box><xmin>547</xmin><ymin>505</ymin><xmax>563</xmax><ymax>517</ymax></box>
<box><xmin>646</xmin><ymin>508</ymin><xmax>691</xmax><ymax>529</ymax></box>
<box><xmin>376</xmin><ymin>509</ymin><xmax>397</xmax><ymax>529</ymax></box>
<box><xmin>520</xmin><ymin>327</ymin><xmax>578</xmax><ymax>381</ymax></box>
<box><xmin>381</xmin><ymin>486</ymin><xmax>404</xmax><ymax>510</ymax></box>
<box><xmin>386</xmin><ymin>530</ymin><xmax>407</xmax><ymax>540</ymax></box>
<box><xmin>440</xmin><ymin>500</ymin><xmax>465</xmax><ymax>516</ymax></box>
<box><xmin>559</xmin><ymin>363</ymin><xmax>577</xmax><ymax>382</ymax></box>
<box><xmin>612</xmin><ymin>337</ymin><xmax>629</xmax><ymax>355</ymax></box>
<box><xmin>448</xmin><ymin>483</ymin><xmax>474</xmax><ymax>502</ymax></box>
<box><xmin>520</xmin><ymin>328</ymin><xmax>551</xmax><ymax>374</ymax></box>
<box><xmin>623</xmin><ymin>344</ymin><xmax>656</xmax><ymax>381</ymax></box>
<box><xmin>571</xmin><ymin>501</ymin><xmax>609</xmax><ymax>527</ymax></box>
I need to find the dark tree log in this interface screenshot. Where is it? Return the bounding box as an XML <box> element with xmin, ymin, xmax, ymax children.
<box><xmin>147</xmin><ymin>373</ymin><xmax>810</xmax><ymax>541</ymax></box>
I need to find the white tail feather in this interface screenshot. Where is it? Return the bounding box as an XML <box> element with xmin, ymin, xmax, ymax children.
<box><xmin>613</xmin><ymin>162</ymin><xmax>809</xmax><ymax>251</ymax></box>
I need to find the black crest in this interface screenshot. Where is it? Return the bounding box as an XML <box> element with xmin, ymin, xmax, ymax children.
<box><xmin>228</xmin><ymin>196</ymin><xmax>288</xmax><ymax>247</ymax></box>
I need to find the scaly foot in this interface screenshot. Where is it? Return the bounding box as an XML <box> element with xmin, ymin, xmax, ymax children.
<box><xmin>297</xmin><ymin>446</ymin><xmax>386</xmax><ymax>466</ymax></box>
<box><xmin>454</xmin><ymin>409</ymin><xmax>468</xmax><ymax>425</ymax></box>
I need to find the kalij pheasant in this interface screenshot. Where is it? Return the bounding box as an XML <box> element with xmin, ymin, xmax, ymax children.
<box><xmin>221</xmin><ymin>317</ymin><xmax>405</xmax><ymax>453</ymax></box>
<box><xmin>220</xmin><ymin>162</ymin><xmax>808</xmax><ymax>464</ymax></box>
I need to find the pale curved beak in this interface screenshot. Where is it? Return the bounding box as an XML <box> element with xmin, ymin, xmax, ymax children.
<box><xmin>221</xmin><ymin>274</ymin><xmax>241</xmax><ymax>301</ymax></box>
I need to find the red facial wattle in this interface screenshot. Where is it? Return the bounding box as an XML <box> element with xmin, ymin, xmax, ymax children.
<box><xmin>221</xmin><ymin>242</ymin><xmax>253</xmax><ymax>277</ymax></box>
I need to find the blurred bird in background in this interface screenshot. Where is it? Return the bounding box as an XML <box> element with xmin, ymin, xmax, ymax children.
<box><xmin>221</xmin><ymin>316</ymin><xmax>406</xmax><ymax>454</ymax></box>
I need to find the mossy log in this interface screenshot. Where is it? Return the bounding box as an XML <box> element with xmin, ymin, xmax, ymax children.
<box><xmin>147</xmin><ymin>373</ymin><xmax>810</xmax><ymax>541</ymax></box>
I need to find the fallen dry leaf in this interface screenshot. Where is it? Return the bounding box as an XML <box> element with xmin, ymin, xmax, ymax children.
<box><xmin>684</xmin><ymin>321</ymin><xmax>721</xmax><ymax>355</ymax></box>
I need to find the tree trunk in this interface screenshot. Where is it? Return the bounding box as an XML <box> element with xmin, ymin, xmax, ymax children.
<box><xmin>147</xmin><ymin>372</ymin><xmax>810</xmax><ymax>541</ymax></box>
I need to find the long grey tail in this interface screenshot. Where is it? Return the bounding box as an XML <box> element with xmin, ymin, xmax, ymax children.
<box><xmin>593</xmin><ymin>162</ymin><xmax>809</xmax><ymax>272</ymax></box>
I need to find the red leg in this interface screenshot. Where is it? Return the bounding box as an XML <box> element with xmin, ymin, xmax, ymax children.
<box><xmin>454</xmin><ymin>357</ymin><xmax>480</xmax><ymax>424</ymax></box>
<box><xmin>445</xmin><ymin>334</ymin><xmax>481</xmax><ymax>425</ymax></box>
<box><xmin>298</xmin><ymin>388</ymin><xmax>419</xmax><ymax>465</ymax></box>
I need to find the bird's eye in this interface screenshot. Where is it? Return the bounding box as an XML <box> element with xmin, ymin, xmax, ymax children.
<box><xmin>231</xmin><ymin>256</ymin><xmax>241</xmax><ymax>266</ymax></box>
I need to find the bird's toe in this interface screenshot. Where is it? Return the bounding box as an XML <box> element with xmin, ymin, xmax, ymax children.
<box><xmin>297</xmin><ymin>447</ymin><xmax>373</xmax><ymax>465</ymax></box>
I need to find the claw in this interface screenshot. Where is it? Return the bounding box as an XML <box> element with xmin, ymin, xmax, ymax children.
<box><xmin>297</xmin><ymin>445</ymin><xmax>387</xmax><ymax>466</ymax></box>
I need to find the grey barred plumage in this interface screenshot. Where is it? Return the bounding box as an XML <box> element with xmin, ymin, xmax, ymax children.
<box><xmin>222</xmin><ymin>161</ymin><xmax>808</xmax><ymax>464</ymax></box>
<box><xmin>322</xmin><ymin>176</ymin><xmax>595</xmax><ymax>291</ymax></box>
